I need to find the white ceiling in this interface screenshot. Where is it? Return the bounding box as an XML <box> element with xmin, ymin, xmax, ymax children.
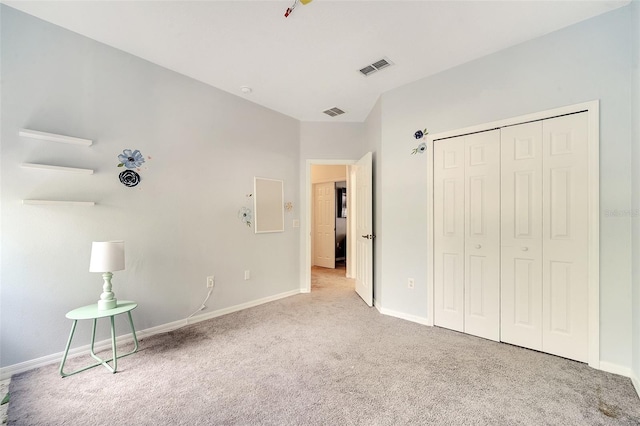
<box><xmin>3</xmin><ymin>0</ymin><xmax>630</xmax><ymax>122</ymax></box>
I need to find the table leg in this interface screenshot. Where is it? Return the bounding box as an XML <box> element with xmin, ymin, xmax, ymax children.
<box><xmin>60</xmin><ymin>319</ymin><xmax>111</xmax><ymax>377</ymax></box>
<box><xmin>110</xmin><ymin>315</ymin><xmax>117</xmax><ymax>373</ymax></box>
<box><xmin>89</xmin><ymin>316</ymin><xmax>118</xmax><ymax>373</ymax></box>
<box><xmin>60</xmin><ymin>309</ymin><xmax>139</xmax><ymax>377</ymax></box>
<box><xmin>59</xmin><ymin>320</ymin><xmax>78</xmax><ymax>377</ymax></box>
<box><xmin>100</xmin><ymin>311</ymin><xmax>139</xmax><ymax>359</ymax></box>
<box><xmin>125</xmin><ymin>311</ymin><xmax>139</xmax><ymax>354</ymax></box>
<box><xmin>89</xmin><ymin>319</ymin><xmax>98</xmax><ymax>357</ymax></box>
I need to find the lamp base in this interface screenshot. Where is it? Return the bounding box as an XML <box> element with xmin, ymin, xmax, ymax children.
<box><xmin>98</xmin><ymin>298</ymin><xmax>117</xmax><ymax>310</ymax></box>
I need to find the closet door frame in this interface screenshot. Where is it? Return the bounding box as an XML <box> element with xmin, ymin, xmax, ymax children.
<box><xmin>425</xmin><ymin>100</ymin><xmax>600</xmax><ymax>369</ymax></box>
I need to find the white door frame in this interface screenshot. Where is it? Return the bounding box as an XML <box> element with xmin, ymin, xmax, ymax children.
<box><xmin>303</xmin><ymin>159</ymin><xmax>357</xmax><ymax>293</ymax></box>
<box><xmin>426</xmin><ymin>100</ymin><xmax>600</xmax><ymax>369</ymax></box>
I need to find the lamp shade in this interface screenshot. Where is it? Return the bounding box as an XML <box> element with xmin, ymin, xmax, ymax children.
<box><xmin>89</xmin><ymin>241</ymin><xmax>125</xmax><ymax>272</ymax></box>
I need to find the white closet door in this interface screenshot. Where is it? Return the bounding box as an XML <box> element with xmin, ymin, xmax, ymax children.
<box><xmin>500</xmin><ymin>122</ymin><xmax>543</xmax><ymax>350</ymax></box>
<box><xmin>463</xmin><ymin>130</ymin><xmax>501</xmax><ymax>341</ymax></box>
<box><xmin>542</xmin><ymin>113</ymin><xmax>589</xmax><ymax>362</ymax></box>
<box><xmin>434</xmin><ymin>136</ymin><xmax>465</xmax><ymax>332</ymax></box>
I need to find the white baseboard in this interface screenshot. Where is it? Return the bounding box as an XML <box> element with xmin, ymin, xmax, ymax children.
<box><xmin>632</xmin><ymin>370</ymin><xmax>640</xmax><ymax>400</ymax></box>
<box><xmin>184</xmin><ymin>289</ymin><xmax>301</xmax><ymax>326</ymax></box>
<box><xmin>373</xmin><ymin>298</ymin><xmax>381</xmax><ymax>313</ymax></box>
<box><xmin>0</xmin><ymin>289</ymin><xmax>301</xmax><ymax>381</ymax></box>
<box><xmin>378</xmin><ymin>306</ymin><xmax>430</xmax><ymax>326</ymax></box>
<box><xmin>599</xmin><ymin>361</ymin><xmax>633</xmax><ymax>378</ymax></box>
<box><xmin>602</xmin><ymin>363</ymin><xmax>640</xmax><ymax>400</ymax></box>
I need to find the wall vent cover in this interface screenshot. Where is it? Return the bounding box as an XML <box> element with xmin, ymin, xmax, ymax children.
<box><xmin>323</xmin><ymin>107</ymin><xmax>345</xmax><ymax>117</ymax></box>
<box><xmin>359</xmin><ymin>57</ymin><xmax>393</xmax><ymax>76</ymax></box>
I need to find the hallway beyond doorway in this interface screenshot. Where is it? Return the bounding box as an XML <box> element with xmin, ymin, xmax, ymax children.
<box><xmin>311</xmin><ymin>265</ymin><xmax>354</xmax><ymax>292</ymax></box>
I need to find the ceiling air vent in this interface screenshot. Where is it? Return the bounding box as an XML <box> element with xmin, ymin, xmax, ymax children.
<box><xmin>359</xmin><ymin>65</ymin><xmax>377</xmax><ymax>76</ymax></box>
<box><xmin>323</xmin><ymin>107</ymin><xmax>345</xmax><ymax>117</ymax></box>
<box><xmin>359</xmin><ymin>57</ymin><xmax>393</xmax><ymax>76</ymax></box>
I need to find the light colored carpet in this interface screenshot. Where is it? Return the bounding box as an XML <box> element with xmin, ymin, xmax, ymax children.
<box><xmin>1</xmin><ymin>379</ymin><xmax>9</xmax><ymax>424</ymax></box>
<box><xmin>8</xmin><ymin>266</ymin><xmax>640</xmax><ymax>425</ymax></box>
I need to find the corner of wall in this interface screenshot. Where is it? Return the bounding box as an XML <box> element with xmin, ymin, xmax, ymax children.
<box><xmin>631</xmin><ymin>0</ymin><xmax>640</xmax><ymax>400</ymax></box>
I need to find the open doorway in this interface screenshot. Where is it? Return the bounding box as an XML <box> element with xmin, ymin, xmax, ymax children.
<box><xmin>303</xmin><ymin>160</ymin><xmax>356</xmax><ymax>293</ymax></box>
<box><xmin>300</xmin><ymin>152</ymin><xmax>375</xmax><ymax>306</ymax></box>
<box><xmin>303</xmin><ymin>153</ymin><xmax>373</xmax><ymax>307</ymax></box>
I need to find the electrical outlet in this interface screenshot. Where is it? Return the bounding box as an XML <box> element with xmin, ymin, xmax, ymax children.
<box><xmin>207</xmin><ymin>276</ymin><xmax>215</xmax><ymax>288</ymax></box>
<box><xmin>408</xmin><ymin>278</ymin><xmax>415</xmax><ymax>289</ymax></box>
<box><xmin>244</xmin><ymin>270</ymin><xmax>250</xmax><ymax>280</ymax></box>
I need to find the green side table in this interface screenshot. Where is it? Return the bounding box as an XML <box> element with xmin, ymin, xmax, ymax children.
<box><xmin>59</xmin><ymin>301</ymin><xmax>139</xmax><ymax>377</ymax></box>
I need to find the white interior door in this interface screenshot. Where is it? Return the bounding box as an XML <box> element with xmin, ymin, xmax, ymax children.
<box><xmin>501</xmin><ymin>121</ymin><xmax>543</xmax><ymax>350</ymax></box>
<box><xmin>463</xmin><ymin>130</ymin><xmax>501</xmax><ymax>341</ymax></box>
<box><xmin>542</xmin><ymin>112</ymin><xmax>589</xmax><ymax>362</ymax></box>
<box><xmin>314</xmin><ymin>182</ymin><xmax>335</xmax><ymax>269</ymax></box>
<box><xmin>434</xmin><ymin>136</ymin><xmax>465</xmax><ymax>332</ymax></box>
<box><xmin>355</xmin><ymin>152</ymin><xmax>373</xmax><ymax>307</ymax></box>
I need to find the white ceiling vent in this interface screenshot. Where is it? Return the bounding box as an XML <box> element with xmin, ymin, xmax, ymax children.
<box><xmin>323</xmin><ymin>107</ymin><xmax>345</xmax><ymax>117</ymax></box>
<box><xmin>359</xmin><ymin>57</ymin><xmax>393</xmax><ymax>76</ymax></box>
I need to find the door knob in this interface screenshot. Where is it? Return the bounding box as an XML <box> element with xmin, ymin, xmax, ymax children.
<box><xmin>361</xmin><ymin>234</ymin><xmax>376</xmax><ymax>240</ymax></box>
<box><xmin>521</xmin><ymin>247</ymin><xmax>529</xmax><ymax>251</ymax></box>
<box><xmin>475</xmin><ymin>244</ymin><xmax>481</xmax><ymax>249</ymax></box>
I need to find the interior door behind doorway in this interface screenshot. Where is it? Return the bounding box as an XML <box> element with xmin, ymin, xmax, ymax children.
<box><xmin>314</xmin><ymin>182</ymin><xmax>335</xmax><ymax>269</ymax></box>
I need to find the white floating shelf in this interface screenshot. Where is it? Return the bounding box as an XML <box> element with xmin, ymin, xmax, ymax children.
<box><xmin>22</xmin><ymin>200</ymin><xmax>95</xmax><ymax>206</ymax></box>
<box><xmin>21</xmin><ymin>163</ymin><xmax>94</xmax><ymax>175</ymax></box>
<box><xmin>19</xmin><ymin>129</ymin><xmax>92</xmax><ymax>146</ymax></box>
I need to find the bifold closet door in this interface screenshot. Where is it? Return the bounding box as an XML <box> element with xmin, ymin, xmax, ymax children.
<box><xmin>463</xmin><ymin>130</ymin><xmax>501</xmax><ymax>341</ymax></box>
<box><xmin>501</xmin><ymin>121</ymin><xmax>543</xmax><ymax>351</ymax></box>
<box><xmin>434</xmin><ymin>130</ymin><xmax>500</xmax><ymax>341</ymax></box>
<box><xmin>501</xmin><ymin>113</ymin><xmax>589</xmax><ymax>362</ymax></box>
<box><xmin>542</xmin><ymin>113</ymin><xmax>589</xmax><ymax>362</ymax></box>
<box><xmin>434</xmin><ymin>136</ymin><xmax>465</xmax><ymax>332</ymax></box>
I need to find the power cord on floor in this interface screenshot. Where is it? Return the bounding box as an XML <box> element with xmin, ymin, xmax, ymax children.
<box><xmin>186</xmin><ymin>287</ymin><xmax>213</xmax><ymax>320</ymax></box>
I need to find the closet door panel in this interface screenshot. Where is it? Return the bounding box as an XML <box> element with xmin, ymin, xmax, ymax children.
<box><xmin>500</xmin><ymin>122</ymin><xmax>543</xmax><ymax>350</ymax></box>
<box><xmin>434</xmin><ymin>137</ymin><xmax>465</xmax><ymax>332</ymax></box>
<box><xmin>464</xmin><ymin>130</ymin><xmax>500</xmax><ymax>342</ymax></box>
<box><xmin>542</xmin><ymin>112</ymin><xmax>589</xmax><ymax>362</ymax></box>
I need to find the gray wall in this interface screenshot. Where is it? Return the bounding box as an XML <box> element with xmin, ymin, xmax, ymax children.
<box><xmin>376</xmin><ymin>5</ymin><xmax>635</xmax><ymax>368</ymax></box>
<box><xmin>632</xmin><ymin>0</ymin><xmax>640</xmax><ymax>386</ymax></box>
<box><xmin>0</xmin><ymin>6</ymin><xmax>300</xmax><ymax>367</ymax></box>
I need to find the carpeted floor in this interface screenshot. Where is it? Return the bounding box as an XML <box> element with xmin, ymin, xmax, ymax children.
<box><xmin>7</xmin><ymin>266</ymin><xmax>640</xmax><ymax>425</ymax></box>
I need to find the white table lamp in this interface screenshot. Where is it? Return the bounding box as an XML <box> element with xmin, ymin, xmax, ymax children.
<box><xmin>89</xmin><ymin>241</ymin><xmax>125</xmax><ymax>310</ymax></box>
